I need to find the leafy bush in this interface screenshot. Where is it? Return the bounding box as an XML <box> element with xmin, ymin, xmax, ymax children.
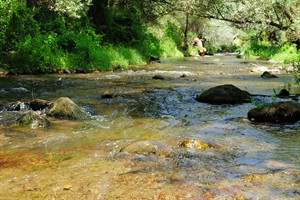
<box><xmin>242</xmin><ymin>40</ymin><xmax>280</xmax><ymax>59</ymax></box>
<box><xmin>0</xmin><ymin>1</ymin><xmax>180</xmax><ymax>74</ymax></box>
<box><xmin>165</xmin><ymin>21</ymin><xmax>183</xmax><ymax>48</ymax></box>
<box><xmin>272</xmin><ymin>43</ymin><xmax>300</xmax><ymax>63</ymax></box>
<box><xmin>160</xmin><ymin>37</ymin><xmax>184</xmax><ymax>58</ymax></box>
<box><xmin>117</xmin><ymin>46</ymin><xmax>145</xmax><ymax>65</ymax></box>
<box><xmin>204</xmin><ymin>41</ymin><xmax>218</xmax><ymax>54</ymax></box>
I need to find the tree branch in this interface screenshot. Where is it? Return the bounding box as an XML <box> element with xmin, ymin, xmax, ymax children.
<box><xmin>196</xmin><ymin>12</ymin><xmax>290</xmax><ymax>31</ymax></box>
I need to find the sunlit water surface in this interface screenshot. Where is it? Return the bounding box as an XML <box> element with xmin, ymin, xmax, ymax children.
<box><xmin>0</xmin><ymin>54</ymin><xmax>299</xmax><ymax>199</ymax></box>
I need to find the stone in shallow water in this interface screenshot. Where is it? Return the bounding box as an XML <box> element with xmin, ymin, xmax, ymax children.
<box><xmin>276</xmin><ymin>89</ymin><xmax>290</xmax><ymax>97</ymax></box>
<box><xmin>120</xmin><ymin>140</ymin><xmax>173</xmax><ymax>157</ymax></box>
<box><xmin>248</xmin><ymin>101</ymin><xmax>300</xmax><ymax>123</ymax></box>
<box><xmin>261</xmin><ymin>71</ymin><xmax>278</xmax><ymax>78</ymax></box>
<box><xmin>152</xmin><ymin>75</ymin><xmax>165</xmax><ymax>80</ymax></box>
<box><xmin>17</xmin><ymin>110</ymin><xmax>51</xmax><ymax>128</ymax></box>
<box><xmin>47</xmin><ymin>97</ymin><xmax>88</xmax><ymax>120</ymax></box>
<box><xmin>196</xmin><ymin>84</ymin><xmax>251</xmax><ymax>104</ymax></box>
<box><xmin>180</xmin><ymin>139</ymin><xmax>211</xmax><ymax>150</ymax></box>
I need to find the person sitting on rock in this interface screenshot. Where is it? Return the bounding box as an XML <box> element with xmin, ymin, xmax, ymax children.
<box><xmin>193</xmin><ymin>37</ymin><xmax>207</xmax><ymax>56</ymax></box>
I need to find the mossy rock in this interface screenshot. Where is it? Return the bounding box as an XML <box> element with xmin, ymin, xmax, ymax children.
<box><xmin>0</xmin><ymin>112</ymin><xmax>23</xmax><ymax>126</ymax></box>
<box><xmin>196</xmin><ymin>84</ymin><xmax>251</xmax><ymax>104</ymax></box>
<box><xmin>47</xmin><ymin>97</ymin><xmax>88</xmax><ymax>120</ymax></box>
<box><xmin>248</xmin><ymin>101</ymin><xmax>300</xmax><ymax>123</ymax></box>
<box><xmin>120</xmin><ymin>140</ymin><xmax>173</xmax><ymax>157</ymax></box>
<box><xmin>17</xmin><ymin>110</ymin><xmax>51</xmax><ymax>128</ymax></box>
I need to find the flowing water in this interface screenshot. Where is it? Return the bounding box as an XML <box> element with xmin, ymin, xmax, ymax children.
<box><xmin>0</xmin><ymin>54</ymin><xmax>299</xmax><ymax>199</ymax></box>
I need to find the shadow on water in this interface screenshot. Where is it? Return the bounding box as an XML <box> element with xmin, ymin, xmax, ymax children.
<box><xmin>0</xmin><ymin>54</ymin><xmax>299</xmax><ymax>199</ymax></box>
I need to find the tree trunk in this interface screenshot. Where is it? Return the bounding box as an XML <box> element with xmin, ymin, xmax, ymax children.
<box><xmin>183</xmin><ymin>12</ymin><xmax>189</xmax><ymax>51</ymax></box>
<box><xmin>88</xmin><ymin>0</ymin><xmax>109</xmax><ymax>27</ymax></box>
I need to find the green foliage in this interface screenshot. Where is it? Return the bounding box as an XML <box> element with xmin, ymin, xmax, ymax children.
<box><xmin>52</xmin><ymin>0</ymin><xmax>92</xmax><ymax>19</ymax></box>
<box><xmin>165</xmin><ymin>21</ymin><xmax>183</xmax><ymax>48</ymax></box>
<box><xmin>4</xmin><ymin>33</ymin><xmax>62</xmax><ymax>74</ymax></box>
<box><xmin>147</xmin><ymin>19</ymin><xmax>184</xmax><ymax>58</ymax></box>
<box><xmin>292</xmin><ymin>62</ymin><xmax>300</xmax><ymax>89</ymax></box>
<box><xmin>272</xmin><ymin>43</ymin><xmax>300</xmax><ymax>63</ymax></box>
<box><xmin>242</xmin><ymin>40</ymin><xmax>280</xmax><ymax>59</ymax></box>
<box><xmin>93</xmin><ymin>6</ymin><xmax>145</xmax><ymax>45</ymax></box>
<box><xmin>187</xmin><ymin>45</ymin><xmax>199</xmax><ymax>56</ymax></box>
<box><xmin>241</xmin><ymin>38</ymin><xmax>300</xmax><ymax>63</ymax></box>
<box><xmin>0</xmin><ymin>1</ymin><xmax>165</xmax><ymax>74</ymax></box>
<box><xmin>252</xmin><ymin>98</ymin><xmax>268</xmax><ymax>108</ymax></box>
<box><xmin>131</xmin><ymin>32</ymin><xmax>163</xmax><ymax>61</ymax></box>
<box><xmin>160</xmin><ymin>37</ymin><xmax>184</xmax><ymax>58</ymax></box>
<box><xmin>117</xmin><ymin>46</ymin><xmax>145</xmax><ymax>65</ymax></box>
<box><xmin>202</xmin><ymin>20</ymin><xmax>239</xmax><ymax>53</ymax></box>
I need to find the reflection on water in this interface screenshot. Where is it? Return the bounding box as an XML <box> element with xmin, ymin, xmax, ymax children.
<box><xmin>0</xmin><ymin>54</ymin><xmax>299</xmax><ymax>199</ymax></box>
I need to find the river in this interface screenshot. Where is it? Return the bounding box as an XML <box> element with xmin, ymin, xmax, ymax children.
<box><xmin>0</xmin><ymin>54</ymin><xmax>299</xmax><ymax>199</ymax></box>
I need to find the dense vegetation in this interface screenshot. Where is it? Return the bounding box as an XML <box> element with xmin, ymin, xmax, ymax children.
<box><xmin>0</xmin><ymin>0</ymin><xmax>300</xmax><ymax>74</ymax></box>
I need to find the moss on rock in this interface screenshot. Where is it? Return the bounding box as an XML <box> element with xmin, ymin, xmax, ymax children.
<box><xmin>47</xmin><ymin>97</ymin><xmax>88</xmax><ymax>120</ymax></box>
<box><xmin>17</xmin><ymin>110</ymin><xmax>51</xmax><ymax>128</ymax></box>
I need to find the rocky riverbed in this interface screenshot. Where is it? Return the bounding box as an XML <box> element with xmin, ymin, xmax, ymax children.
<box><xmin>0</xmin><ymin>54</ymin><xmax>299</xmax><ymax>199</ymax></box>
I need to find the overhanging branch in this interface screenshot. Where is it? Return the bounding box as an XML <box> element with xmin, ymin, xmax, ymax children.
<box><xmin>196</xmin><ymin>13</ymin><xmax>290</xmax><ymax>31</ymax></box>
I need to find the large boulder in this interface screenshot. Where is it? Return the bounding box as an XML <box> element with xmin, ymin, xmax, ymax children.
<box><xmin>47</xmin><ymin>97</ymin><xmax>88</xmax><ymax>120</ymax></box>
<box><xmin>17</xmin><ymin>110</ymin><xmax>51</xmax><ymax>128</ymax></box>
<box><xmin>248</xmin><ymin>101</ymin><xmax>300</xmax><ymax>123</ymax></box>
<box><xmin>196</xmin><ymin>84</ymin><xmax>251</xmax><ymax>104</ymax></box>
<box><xmin>120</xmin><ymin>140</ymin><xmax>173</xmax><ymax>157</ymax></box>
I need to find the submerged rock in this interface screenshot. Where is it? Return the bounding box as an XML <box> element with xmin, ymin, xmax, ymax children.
<box><xmin>17</xmin><ymin>110</ymin><xmax>51</xmax><ymax>128</ymax></box>
<box><xmin>47</xmin><ymin>97</ymin><xmax>88</xmax><ymax>120</ymax></box>
<box><xmin>261</xmin><ymin>71</ymin><xmax>278</xmax><ymax>78</ymax></box>
<box><xmin>120</xmin><ymin>140</ymin><xmax>173</xmax><ymax>157</ymax></box>
<box><xmin>180</xmin><ymin>139</ymin><xmax>211</xmax><ymax>150</ymax></box>
<box><xmin>9</xmin><ymin>87</ymin><xmax>28</xmax><ymax>93</ymax></box>
<box><xmin>152</xmin><ymin>75</ymin><xmax>165</xmax><ymax>80</ymax></box>
<box><xmin>0</xmin><ymin>110</ymin><xmax>51</xmax><ymax>128</ymax></box>
<box><xmin>196</xmin><ymin>84</ymin><xmax>251</xmax><ymax>104</ymax></box>
<box><xmin>248</xmin><ymin>101</ymin><xmax>300</xmax><ymax>123</ymax></box>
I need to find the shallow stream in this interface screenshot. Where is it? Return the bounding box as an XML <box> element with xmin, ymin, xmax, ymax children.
<box><xmin>0</xmin><ymin>54</ymin><xmax>299</xmax><ymax>199</ymax></box>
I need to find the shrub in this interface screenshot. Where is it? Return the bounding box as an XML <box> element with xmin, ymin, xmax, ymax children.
<box><xmin>133</xmin><ymin>33</ymin><xmax>162</xmax><ymax>60</ymax></box>
<box><xmin>272</xmin><ymin>42</ymin><xmax>300</xmax><ymax>63</ymax></box>
<box><xmin>242</xmin><ymin>40</ymin><xmax>279</xmax><ymax>59</ymax></box>
<box><xmin>160</xmin><ymin>37</ymin><xmax>184</xmax><ymax>58</ymax></box>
